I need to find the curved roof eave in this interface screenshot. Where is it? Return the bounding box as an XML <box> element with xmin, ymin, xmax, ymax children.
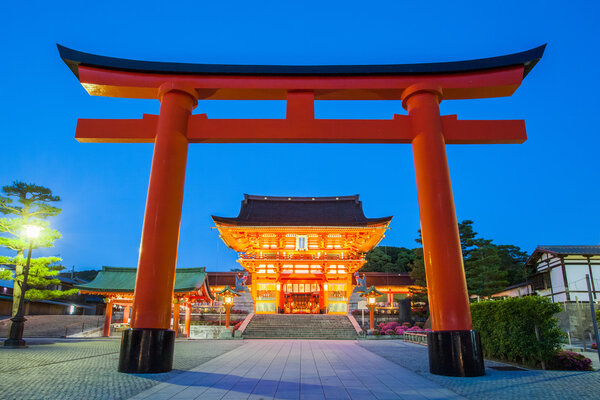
<box><xmin>211</xmin><ymin>215</ymin><xmax>393</xmax><ymax>227</ymax></box>
<box><xmin>57</xmin><ymin>44</ymin><xmax>546</xmax><ymax>80</ymax></box>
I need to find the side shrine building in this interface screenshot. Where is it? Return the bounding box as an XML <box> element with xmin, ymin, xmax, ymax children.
<box><xmin>213</xmin><ymin>194</ymin><xmax>392</xmax><ymax>314</ymax></box>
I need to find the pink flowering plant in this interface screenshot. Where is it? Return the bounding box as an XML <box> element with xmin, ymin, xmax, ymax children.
<box><xmin>373</xmin><ymin>322</ymin><xmax>431</xmax><ymax>336</ymax></box>
<box><xmin>548</xmin><ymin>350</ymin><xmax>593</xmax><ymax>371</ymax></box>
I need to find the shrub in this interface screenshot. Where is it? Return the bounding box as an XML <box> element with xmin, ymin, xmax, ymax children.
<box><xmin>548</xmin><ymin>350</ymin><xmax>593</xmax><ymax>371</ymax></box>
<box><xmin>384</xmin><ymin>329</ymin><xmax>396</xmax><ymax>335</ymax></box>
<box><xmin>592</xmin><ymin>343</ymin><xmax>598</xmax><ymax>350</ymax></box>
<box><xmin>471</xmin><ymin>296</ymin><xmax>564</xmax><ymax>367</ymax></box>
<box><xmin>368</xmin><ymin>329</ymin><xmax>380</xmax><ymax>336</ymax></box>
<box><xmin>402</xmin><ymin>322</ymin><xmax>411</xmax><ymax>327</ymax></box>
<box><xmin>407</xmin><ymin>326</ymin><xmax>423</xmax><ymax>332</ymax></box>
<box><xmin>386</xmin><ymin>322</ymin><xmax>400</xmax><ymax>330</ymax></box>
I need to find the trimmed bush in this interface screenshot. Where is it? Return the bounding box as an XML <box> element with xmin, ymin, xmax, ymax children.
<box><xmin>471</xmin><ymin>296</ymin><xmax>564</xmax><ymax>366</ymax></box>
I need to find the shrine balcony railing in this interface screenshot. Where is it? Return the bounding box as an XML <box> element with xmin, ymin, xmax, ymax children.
<box><xmin>240</xmin><ymin>254</ymin><xmax>362</xmax><ymax>261</ymax></box>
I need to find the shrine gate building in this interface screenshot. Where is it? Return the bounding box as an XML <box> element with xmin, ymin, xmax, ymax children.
<box><xmin>213</xmin><ymin>194</ymin><xmax>391</xmax><ymax>315</ymax></box>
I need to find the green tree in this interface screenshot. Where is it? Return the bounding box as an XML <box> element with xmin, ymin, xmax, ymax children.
<box><xmin>408</xmin><ymin>247</ymin><xmax>426</xmax><ymax>287</ymax></box>
<box><xmin>362</xmin><ymin>246</ymin><xmax>414</xmax><ymax>273</ymax></box>
<box><xmin>497</xmin><ymin>244</ymin><xmax>529</xmax><ymax>284</ymax></box>
<box><xmin>0</xmin><ymin>182</ymin><xmax>76</xmax><ymax>316</ymax></box>
<box><xmin>465</xmin><ymin>244</ymin><xmax>509</xmax><ymax>297</ymax></box>
<box><xmin>408</xmin><ymin>220</ymin><xmax>527</xmax><ymax>298</ymax></box>
<box><xmin>362</xmin><ymin>247</ymin><xmax>394</xmax><ymax>272</ymax></box>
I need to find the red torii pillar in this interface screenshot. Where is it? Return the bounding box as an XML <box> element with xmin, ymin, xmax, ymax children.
<box><xmin>402</xmin><ymin>84</ymin><xmax>478</xmax><ymax>375</ymax></box>
<box><xmin>118</xmin><ymin>83</ymin><xmax>197</xmax><ymax>373</ymax></box>
<box><xmin>58</xmin><ymin>43</ymin><xmax>545</xmax><ymax>377</ymax></box>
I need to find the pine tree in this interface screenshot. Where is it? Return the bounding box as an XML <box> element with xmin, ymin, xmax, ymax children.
<box><xmin>465</xmin><ymin>244</ymin><xmax>509</xmax><ymax>297</ymax></box>
<box><xmin>0</xmin><ymin>182</ymin><xmax>76</xmax><ymax>316</ymax></box>
<box><xmin>408</xmin><ymin>220</ymin><xmax>527</xmax><ymax>301</ymax></box>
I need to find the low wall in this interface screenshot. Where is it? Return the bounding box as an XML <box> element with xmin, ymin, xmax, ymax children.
<box><xmin>189</xmin><ymin>325</ymin><xmax>230</xmax><ymax>339</ymax></box>
<box><xmin>352</xmin><ymin>312</ymin><xmax>400</xmax><ymax>329</ymax></box>
<box><xmin>555</xmin><ymin>301</ymin><xmax>598</xmax><ymax>342</ymax></box>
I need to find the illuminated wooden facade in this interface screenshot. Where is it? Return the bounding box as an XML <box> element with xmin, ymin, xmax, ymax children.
<box><xmin>213</xmin><ymin>195</ymin><xmax>392</xmax><ymax>314</ymax></box>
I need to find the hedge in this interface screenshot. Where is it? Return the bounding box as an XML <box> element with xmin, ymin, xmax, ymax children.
<box><xmin>471</xmin><ymin>296</ymin><xmax>564</xmax><ymax>366</ymax></box>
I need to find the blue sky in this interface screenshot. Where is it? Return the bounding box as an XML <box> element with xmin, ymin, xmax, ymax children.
<box><xmin>1</xmin><ymin>1</ymin><xmax>598</xmax><ymax>271</ymax></box>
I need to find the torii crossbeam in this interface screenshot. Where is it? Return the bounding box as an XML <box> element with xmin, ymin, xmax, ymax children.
<box><xmin>59</xmin><ymin>44</ymin><xmax>545</xmax><ymax>377</ymax></box>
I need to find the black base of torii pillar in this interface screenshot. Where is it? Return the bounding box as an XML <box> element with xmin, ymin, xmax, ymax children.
<box><xmin>118</xmin><ymin>329</ymin><xmax>175</xmax><ymax>373</ymax></box>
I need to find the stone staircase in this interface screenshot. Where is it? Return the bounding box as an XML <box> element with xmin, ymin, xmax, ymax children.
<box><xmin>243</xmin><ymin>314</ymin><xmax>358</xmax><ymax>339</ymax></box>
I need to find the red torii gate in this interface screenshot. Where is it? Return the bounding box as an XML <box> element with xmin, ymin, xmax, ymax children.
<box><xmin>59</xmin><ymin>44</ymin><xmax>545</xmax><ymax>376</ymax></box>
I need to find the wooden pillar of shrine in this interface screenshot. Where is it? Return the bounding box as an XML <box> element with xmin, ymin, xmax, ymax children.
<box><xmin>103</xmin><ymin>298</ymin><xmax>113</xmax><ymax>337</ymax></box>
<box><xmin>184</xmin><ymin>303</ymin><xmax>191</xmax><ymax>337</ymax></box>
<box><xmin>122</xmin><ymin>305</ymin><xmax>130</xmax><ymax>324</ymax></box>
<box><xmin>251</xmin><ymin>273</ymin><xmax>258</xmax><ymax>313</ymax></box>
<box><xmin>172</xmin><ymin>299</ymin><xmax>181</xmax><ymax>337</ymax></box>
<box><xmin>403</xmin><ymin>83</ymin><xmax>484</xmax><ymax>377</ymax></box>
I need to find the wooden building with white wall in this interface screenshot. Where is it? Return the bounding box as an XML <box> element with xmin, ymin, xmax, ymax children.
<box><xmin>526</xmin><ymin>245</ymin><xmax>600</xmax><ymax>302</ymax></box>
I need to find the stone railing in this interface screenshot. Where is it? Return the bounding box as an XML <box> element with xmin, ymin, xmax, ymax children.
<box><xmin>402</xmin><ymin>332</ymin><xmax>428</xmax><ymax>345</ymax></box>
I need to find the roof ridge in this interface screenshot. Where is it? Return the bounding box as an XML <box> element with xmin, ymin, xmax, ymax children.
<box><xmin>538</xmin><ymin>245</ymin><xmax>600</xmax><ymax>248</ymax></box>
<box><xmin>244</xmin><ymin>194</ymin><xmax>359</xmax><ymax>202</ymax></box>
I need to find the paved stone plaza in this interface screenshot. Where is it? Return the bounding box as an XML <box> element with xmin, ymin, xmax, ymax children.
<box><xmin>0</xmin><ymin>338</ymin><xmax>243</xmax><ymax>400</ymax></box>
<box><xmin>0</xmin><ymin>338</ymin><xmax>598</xmax><ymax>400</ymax></box>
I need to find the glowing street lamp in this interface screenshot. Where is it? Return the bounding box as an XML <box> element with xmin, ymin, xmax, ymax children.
<box><xmin>217</xmin><ymin>286</ymin><xmax>240</xmax><ymax>330</ymax></box>
<box><xmin>361</xmin><ymin>286</ymin><xmax>383</xmax><ymax>333</ymax></box>
<box><xmin>4</xmin><ymin>224</ymin><xmax>43</xmax><ymax>348</ymax></box>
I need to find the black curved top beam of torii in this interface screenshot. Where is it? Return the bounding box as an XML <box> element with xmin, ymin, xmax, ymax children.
<box><xmin>58</xmin><ymin>44</ymin><xmax>545</xmax><ymax>79</ymax></box>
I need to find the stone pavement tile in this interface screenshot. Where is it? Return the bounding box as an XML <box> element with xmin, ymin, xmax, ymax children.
<box><xmin>0</xmin><ymin>338</ymin><xmax>243</xmax><ymax>400</ymax></box>
<box><xmin>247</xmin><ymin>344</ymin><xmax>289</xmax><ymax>399</ymax></box>
<box><xmin>129</xmin><ymin>340</ymin><xmax>467</xmax><ymax>400</ymax></box>
<box><xmin>330</xmin><ymin>341</ymin><xmax>464</xmax><ymax>400</ymax></box>
<box><xmin>359</xmin><ymin>339</ymin><xmax>600</xmax><ymax>400</ymax></box>
<box><xmin>146</xmin><ymin>340</ymin><xmax>269</xmax><ymax>400</ymax></box>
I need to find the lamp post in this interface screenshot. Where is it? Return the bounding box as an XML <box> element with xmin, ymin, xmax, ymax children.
<box><xmin>361</xmin><ymin>286</ymin><xmax>383</xmax><ymax>334</ymax></box>
<box><xmin>217</xmin><ymin>286</ymin><xmax>240</xmax><ymax>330</ymax></box>
<box><xmin>4</xmin><ymin>224</ymin><xmax>42</xmax><ymax>348</ymax></box>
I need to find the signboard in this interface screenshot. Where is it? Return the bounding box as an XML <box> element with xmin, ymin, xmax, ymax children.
<box><xmin>357</xmin><ymin>300</ymin><xmax>368</xmax><ymax>310</ymax></box>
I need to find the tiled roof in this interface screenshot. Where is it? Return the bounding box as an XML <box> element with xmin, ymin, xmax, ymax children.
<box><xmin>525</xmin><ymin>245</ymin><xmax>600</xmax><ymax>267</ymax></box>
<box><xmin>75</xmin><ymin>266</ymin><xmax>210</xmax><ymax>294</ymax></box>
<box><xmin>212</xmin><ymin>194</ymin><xmax>392</xmax><ymax>227</ymax></box>
<box><xmin>535</xmin><ymin>245</ymin><xmax>600</xmax><ymax>255</ymax></box>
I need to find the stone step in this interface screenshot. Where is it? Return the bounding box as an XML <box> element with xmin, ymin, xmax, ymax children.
<box><xmin>243</xmin><ymin>314</ymin><xmax>357</xmax><ymax>339</ymax></box>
